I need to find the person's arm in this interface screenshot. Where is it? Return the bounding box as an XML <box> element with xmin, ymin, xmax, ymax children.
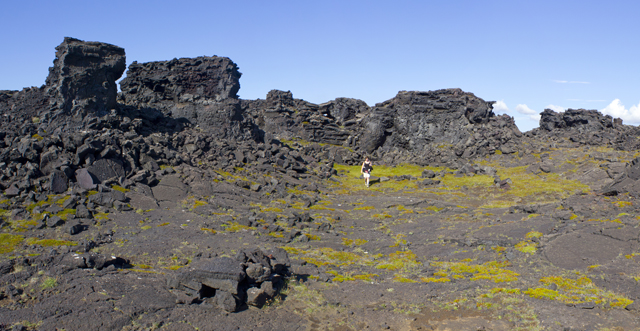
<box><xmin>361</xmin><ymin>162</ymin><xmax>365</xmax><ymax>173</ymax></box>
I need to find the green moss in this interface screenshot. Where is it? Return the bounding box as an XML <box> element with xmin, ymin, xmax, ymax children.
<box><xmin>354</xmin><ymin>206</ymin><xmax>375</xmax><ymax>211</ymax></box>
<box><xmin>0</xmin><ymin>233</ymin><xmax>24</xmax><ymax>254</ymax></box>
<box><xmin>94</xmin><ymin>212</ymin><xmax>109</xmax><ymax>220</ymax></box>
<box><xmin>430</xmin><ymin>260</ymin><xmax>519</xmax><ymax>283</ymax></box>
<box><xmin>111</xmin><ymin>185</ymin><xmax>130</xmax><ymax>193</ymax></box>
<box><xmin>201</xmin><ymin>228</ymin><xmax>217</xmax><ymax>234</ymax></box>
<box><xmin>26</xmin><ymin>238</ymin><xmax>77</xmax><ymax>247</ymax></box>
<box><xmin>515</xmin><ymin>241</ymin><xmax>537</xmax><ymax>254</ymax></box>
<box><xmin>342</xmin><ymin>238</ymin><xmax>368</xmax><ymax>246</ymax></box>
<box><xmin>525</xmin><ymin>231</ymin><xmax>543</xmax><ymax>239</ymax></box>
<box><xmin>376</xmin><ymin>251</ymin><xmax>421</xmax><ymax>271</ymax></box>
<box><xmin>141</xmin><ymin>225</ymin><xmax>152</xmax><ymax>230</ymax></box>
<box><xmin>56</xmin><ymin>209</ymin><xmax>76</xmax><ymax>221</ymax></box>
<box><xmin>221</xmin><ymin>222</ymin><xmax>254</xmax><ymax>232</ymax></box>
<box><xmin>40</xmin><ymin>277</ymin><xmax>57</xmax><ymax>289</ymax></box>
<box><xmin>524</xmin><ymin>275</ymin><xmax>633</xmax><ymax>308</ymax></box>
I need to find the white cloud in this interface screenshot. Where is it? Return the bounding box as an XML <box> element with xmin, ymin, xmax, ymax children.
<box><xmin>515</xmin><ymin>104</ymin><xmax>537</xmax><ymax>115</ymax></box>
<box><xmin>529</xmin><ymin>114</ymin><xmax>541</xmax><ymax>121</ymax></box>
<box><xmin>545</xmin><ymin>104</ymin><xmax>565</xmax><ymax>113</ymax></box>
<box><xmin>601</xmin><ymin>99</ymin><xmax>640</xmax><ymax>124</ymax></box>
<box><xmin>493</xmin><ymin>100</ymin><xmax>509</xmax><ymax>114</ymax></box>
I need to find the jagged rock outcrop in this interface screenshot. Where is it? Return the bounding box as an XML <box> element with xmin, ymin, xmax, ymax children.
<box><xmin>118</xmin><ymin>56</ymin><xmax>257</xmax><ymax>140</ymax></box>
<box><xmin>44</xmin><ymin>37</ymin><xmax>126</xmax><ymax>126</ymax></box>
<box><xmin>357</xmin><ymin>89</ymin><xmax>523</xmax><ymax>164</ymax></box>
<box><xmin>601</xmin><ymin>157</ymin><xmax>640</xmax><ymax>197</ymax></box>
<box><xmin>242</xmin><ymin>90</ymin><xmax>360</xmax><ymax>147</ymax></box>
<box><xmin>528</xmin><ymin>108</ymin><xmax>640</xmax><ymax>150</ymax></box>
<box><xmin>119</xmin><ymin>56</ymin><xmax>241</xmax><ymax>106</ymax></box>
<box><xmin>0</xmin><ymin>87</ymin><xmax>49</xmax><ymax>150</ymax></box>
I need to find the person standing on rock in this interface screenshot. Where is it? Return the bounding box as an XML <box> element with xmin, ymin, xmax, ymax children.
<box><xmin>361</xmin><ymin>157</ymin><xmax>373</xmax><ymax>187</ymax></box>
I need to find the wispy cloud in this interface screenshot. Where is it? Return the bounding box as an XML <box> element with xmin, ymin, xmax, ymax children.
<box><xmin>601</xmin><ymin>99</ymin><xmax>640</xmax><ymax>124</ymax></box>
<box><xmin>515</xmin><ymin>104</ymin><xmax>537</xmax><ymax>115</ymax></box>
<box><xmin>553</xmin><ymin>80</ymin><xmax>590</xmax><ymax>84</ymax></box>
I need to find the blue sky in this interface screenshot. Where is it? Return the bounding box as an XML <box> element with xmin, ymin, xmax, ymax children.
<box><xmin>1</xmin><ymin>0</ymin><xmax>638</xmax><ymax>131</ymax></box>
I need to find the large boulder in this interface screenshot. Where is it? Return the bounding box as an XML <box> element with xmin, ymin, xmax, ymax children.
<box><xmin>119</xmin><ymin>56</ymin><xmax>241</xmax><ymax>107</ymax></box>
<box><xmin>357</xmin><ymin>89</ymin><xmax>522</xmax><ymax>161</ymax></box>
<box><xmin>44</xmin><ymin>37</ymin><xmax>126</xmax><ymax>123</ymax></box>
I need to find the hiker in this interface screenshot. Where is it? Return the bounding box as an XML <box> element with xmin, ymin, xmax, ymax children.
<box><xmin>361</xmin><ymin>157</ymin><xmax>373</xmax><ymax>187</ymax></box>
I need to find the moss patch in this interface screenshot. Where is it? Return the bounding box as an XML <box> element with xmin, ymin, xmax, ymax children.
<box><xmin>0</xmin><ymin>233</ymin><xmax>24</xmax><ymax>254</ymax></box>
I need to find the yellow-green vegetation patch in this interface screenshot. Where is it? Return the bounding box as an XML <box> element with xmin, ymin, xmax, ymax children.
<box><xmin>353</xmin><ymin>206</ymin><xmax>375</xmax><ymax>211</ymax></box>
<box><xmin>285</xmin><ymin>246</ymin><xmax>377</xmax><ymax>267</ymax></box>
<box><xmin>0</xmin><ymin>233</ymin><xmax>24</xmax><ymax>254</ymax></box>
<box><xmin>420</xmin><ymin>276</ymin><xmax>451</xmax><ymax>283</ymax></box>
<box><xmin>524</xmin><ymin>275</ymin><xmax>633</xmax><ymax>308</ymax></box>
<box><xmin>586</xmin><ymin>218</ymin><xmax>622</xmax><ymax>224</ymax></box>
<box><xmin>56</xmin><ymin>209</ymin><xmax>77</xmax><ymax>221</ymax></box>
<box><xmin>525</xmin><ymin>231</ymin><xmax>543</xmax><ymax>239</ymax></box>
<box><xmin>111</xmin><ymin>185</ymin><xmax>130</xmax><ymax>193</ymax></box>
<box><xmin>94</xmin><ymin>212</ymin><xmax>109</xmax><ymax>220</ymax></box>
<box><xmin>133</xmin><ymin>264</ymin><xmax>152</xmax><ymax>269</ymax></box>
<box><xmin>158</xmin><ymin>222</ymin><xmax>170</xmax><ymax>227</ymax></box>
<box><xmin>342</xmin><ymin>238</ymin><xmax>368</xmax><ymax>246</ymax></box>
<box><xmin>613</xmin><ymin>201</ymin><xmax>633</xmax><ymax>208</ymax></box>
<box><xmin>26</xmin><ymin>238</ymin><xmax>77</xmax><ymax>247</ymax></box>
<box><xmin>262</xmin><ymin>207</ymin><xmax>283</xmax><ymax>212</ymax></box>
<box><xmin>221</xmin><ymin>222</ymin><xmax>254</xmax><ymax>232</ymax></box>
<box><xmin>425</xmin><ymin>206</ymin><xmax>444</xmax><ymax>212</ymax></box>
<box><xmin>304</xmin><ymin>233</ymin><xmax>321</xmax><ymax>241</ymax></box>
<box><xmin>515</xmin><ymin>241</ymin><xmax>538</xmax><ymax>254</ymax></box>
<box><xmin>376</xmin><ymin>251</ymin><xmax>421</xmax><ymax>271</ymax></box>
<box><xmin>430</xmin><ymin>260</ymin><xmax>519</xmax><ymax>283</ymax></box>
<box><xmin>201</xmin><ymin>227</ymin><xmax>217</xmax><ymax>234</ymax></box>
<box><xmin>479</xmin><ymin>165</ymin><xmax>590</xmax><ymax>208</ymax></box>
<box><xmin>332</xmin><ymin>163</ymin><xmax>439</xmax><ymax>193</ymax></box>
<box><xmin>7</xmin><ymin>219</ymin><xmax>37</xmax><ymax>232</ymax></box>
<box><xmin>141</xmin><ymin>225</ymin><xmax>152</xmax><ymax>230</ymax></box>
<box><xmin>393</xmin><ymin>274</ymin><xmax>418</xmax><ymax>283</ymax></box>
<box><xmin>40</xmin><ymin>277</ymin><xmax>57</xmax><ymax>289</ymax></box>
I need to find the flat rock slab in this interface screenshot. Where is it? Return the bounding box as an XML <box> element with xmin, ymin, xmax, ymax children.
<box><xmin>126</xmin><ymin>192</ymin><xmax>159</xmax><ymax>210</ymax></box>
<box><xmin>544</xmin><ymin>232</ymin><xmax>631</xmax><ymax>269</ymax></box>
<box><xmin>171</xmin><ymin>257</ymin><xmax>246</xmax><ymax>295</ymax></box>
<box><xmin>152</xmin><ymin>175</ymin><xmax>187</xmax><ymax>202</ymax></box>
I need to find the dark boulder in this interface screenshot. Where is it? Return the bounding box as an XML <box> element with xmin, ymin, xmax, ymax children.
<box><xmin>87</xmin><ymin>158</ymin><xmax>125</xmax><ymax>183</ymax></box>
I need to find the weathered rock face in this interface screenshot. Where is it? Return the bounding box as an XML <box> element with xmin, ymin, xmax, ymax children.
<box><xmin>0</xmin><ymin>87</ymin><xmax>49</xmax><ymax>143</ymax></box>
<box><xmin>118</xmin><ymin>56</ymin><xmax>257</xmax><ymax>140</ymax></box>
<box><xmin>357</xmin><ymin>89</ymin><xmax>523</xmax><ymax>164</ymax></box>
<box><xmin>601</xmin><ymin>157</ymin><xmax>640</xmax><ymax>197</ymax></box>
<box><xmin>242</xmin><ymin>90</ymin><xmax>360</xmax><ymax>146</ymax></box>
<box><xmin>44</xmin><ymin>37</ymin><xmax>126</xmax><ymax>122</ymax></box>
<box><xmin>529</xmin><ymin>109</ymin><xmax>640</xmax><ymax>150</ymax></box>
<box><xmin>119</xmin><ymin>56</ymin><xmax>240</xmax><ymax>107</ymax></box>
<box><xmin>539</xmin><ymin>108</ymin><xmax>616</xmax><ymax>132</ymax></box>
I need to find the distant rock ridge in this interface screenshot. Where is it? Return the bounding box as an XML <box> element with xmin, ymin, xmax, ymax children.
<box><xmin>1</xmin><ymin>36</ymin><xmax>638</xmax><ymax>198</ymax></box>
<box><xmin>528</xmin><ymin>108</ymin><xmax>640</xmax><ymax>151</ymax></box>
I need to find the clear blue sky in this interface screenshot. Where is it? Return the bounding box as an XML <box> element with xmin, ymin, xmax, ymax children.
<box><xmin>1</xmin><ymin>0</ymin><xmax>638</xmax><ymax>131</ymax></box>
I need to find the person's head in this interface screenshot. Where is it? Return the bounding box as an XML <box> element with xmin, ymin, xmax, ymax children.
<box><xmin>365</xmin><ymin>157</ymin><xmax>369</xmax><ymax>162</ymax></box>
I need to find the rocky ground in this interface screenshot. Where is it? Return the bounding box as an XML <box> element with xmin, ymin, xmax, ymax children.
<box><xmin>2</xmin><ymin>37</ymin><xmax>640</xmax><ymax>331</ymax></box>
